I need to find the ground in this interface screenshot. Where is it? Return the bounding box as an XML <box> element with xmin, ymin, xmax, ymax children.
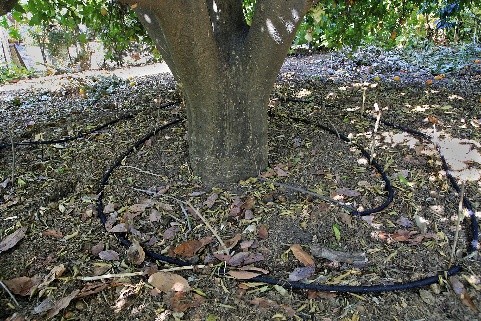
<box><xmin>1</xmin><ymin>48</ymin><xmax>481</xmax><ymax>321</ymax></box>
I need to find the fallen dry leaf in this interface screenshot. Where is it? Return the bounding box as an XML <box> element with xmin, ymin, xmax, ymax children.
<box><xmin>334</xmin><ymin>187</ymin><xmax>361</xmax><ymax>197</ymax></box>
<box><xmin>127</xmin><ymin>239</ymin><xmax>145</xmax><ymax>265</ymax></box>
<box><xmin>224</xmin><ymin>233</ymin><xmax>242</xmax><ymax>249</ymax></box>
<box><xmin>288</xmin><ymin>266</ymin><xmax>315</xmax><ymax>281</ymax></box>
<box><xmin>46</xmin><ymin>289</ymin><xmax>80</xmax><ymax>319</ymax></box>
<box><xmin>0</xmin><ymin>226</ymin><xmax>28</xmax><ymax>253</ymax></box>
<box><xmin>204</xmin><ymin>193</ymin><xmax>218</xmax><ymax>208</ymax></box>
<box><xmin>90</xmin><ymin>242</ymin><xmax>104</xmax><ymax>256</ymax></box>
<box><xmin>310</xmin><ymin>245</ymin><xmax>367</xmax><ymax>266</ymax></box>
<box><xmin>37</xmin><ymin>264</ymin><xmax>66</xmax><ymax>297</ymax></box>
<box><xmin>450</xmin><ymin>276</ymin><xmax>479</xmax><ymax>312</ymax></box>
<box><xmin>108</xmin><ymin>223</ymin><xmax>128</xmax><ymax>233</ymax></box>
<box><xmin>4</xmin><ymin>276</ymin><xmax>41</xmax><ymax>296</ymax></box>
<box><xmin>168</xmin><ymin>291</ymin><xmax>204</xmax><ymax>312</ymax></box>
<box><xmin>98</xmin><ymin>250</ymin><xmax>120</xmax><ymax>261</ymax></box>
<box><xmin>42</xmin><ymin>229</ymin><xmax>63</xmax><ymax>238</ymax></box>
<box><xmin>250</xmin><ymin>297</ymin><xmax>296</xmax><ymax>317</ymax></box>
<box><xmin>174</xmin><ymin>239</ymin><xmax>203</xmax><ymax>258</ymax></box>
<box><xmin>257</xmin><ymin>224</ymin><xmax>268</xmax><ymax>239</ymax></box>
<box><xmin>148</xmin><ymin>271</ymin><xmax>191</xmax><ymax>293</ymax></box>
<box><xmin>290</xmin><ymin>244</ymin><xmax>315</xmax><ymax>267</ymax></box>
<box><xmin>228</xmin><ymin>270</ymin><xmax>262</xmax><ymax>280</ymax></box>
<box><xmin>76</xmin><ymin>282</ymin><xmax>110</xmax><ymax>299</ymax></box>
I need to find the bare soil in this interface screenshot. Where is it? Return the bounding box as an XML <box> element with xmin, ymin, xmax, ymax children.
<box><xmin>1</xmin><ymin>51</ymin><xmax>481</xmax><ymax>321</ymax></box>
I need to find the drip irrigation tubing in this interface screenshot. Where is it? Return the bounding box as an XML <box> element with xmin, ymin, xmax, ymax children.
<box><xmin>94</xmin><ymin>107</ymin><xmax>476</xmax><ymax>294</ymax></box>
<box><xmin>283</xmin><ymin>97</ymin><xmax>478</xmax><ymax>253</ymax></box>
<box><xmin>0</xmin><ymin>101</ymin><xmax>179</xmax><ymax>151</ymax></box>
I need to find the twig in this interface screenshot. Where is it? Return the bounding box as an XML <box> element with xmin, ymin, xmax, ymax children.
<box><xmin>0</xmin><ymin>280</ymin><xmax>19</xmax><ymax>307</ymax></box>
<box><xmin>258</xmin><ymin>178</ymin><xmax>357</xmax><ymax>213</ymax></box>
<box><xmin>77</xmin><ymin>271</ymin><xmax>145</xmax><ymax>281</ymax></box>
<box><xmin>77</xmin><ymin>265</ymin><xmax>210</xmax><ymax>282</ymax></box>
<box><xmin>132</xmin><ymin>187</ymin><xmax>229</xmax><ymax>254</ymax></box>
<box><xmin>369</xmin><ymin>103</ymin><xmax>382</xmax><ymax>164</ymax></box>
<box><xmin>450</xmin><ymin>182</ymin><xmax>465</xmax><ymax>264</ymax></box>
<box><xmin>158</xmin><ymin>264</ymin><xmax>207</xmax><ymax>272</ymax></box>
<box><xmin>9</xmin><ymin>126</ymin><xmax>15</xmax><ymax>185</ymax></box>
<box><xmin>180</xmin><ymin>202</ymin><xmax>192</xmax><ymax>237</ymax></box>
<box><xmin>185</xmin><ymin>201</ymin><xmax>229</xmax><ymax>255</ymax></box>
<box><xmin>361</xmin><ymin>87</ymin><xmax>367</xmax><ymax>114</ymax></box>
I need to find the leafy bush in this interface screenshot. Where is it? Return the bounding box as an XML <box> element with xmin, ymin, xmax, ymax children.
<box><xmin>0</xmin><ymin>63</ymin><xmax>35</xmax><ymax>84</ymax></box>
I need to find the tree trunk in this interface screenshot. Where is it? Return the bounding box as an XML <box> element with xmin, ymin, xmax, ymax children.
<box><xmin>184</xmin><ymin>71</ymin><xmax>270</xmax><ymax>184</ymax></box>
<box><xmin>122</xmin><ymin>0</ymin><xmax>313</xmax><ymax>185</ymax></box>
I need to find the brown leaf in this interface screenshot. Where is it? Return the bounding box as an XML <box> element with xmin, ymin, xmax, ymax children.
<box><xmin>168</xmin><ymin>292</ymin><xmax>204</xmax><ymax>313</ymax></box>
<box><xmin>228</xmin><ymin>270</ymin><xmax>261</xmax><ymax>280</ymax></box>
<box><xmin>108</xmin><ymin>223</ymin><xmax>128</xmax><ymax>233</ymax></box>
<box><xmin>42</xmin><ymin>229</ymin><xmax>63</xmax><ymax>238</ymax></box>
<box><xmin>98</xmin><ymin>250</ymin><xmax>120</xmax><ymax>261</ymax></box>
<box><xmin>46</xmin><ymin>289</ymin><xmax>80</xmax><ymax>319</ymax></box>
<box><xmin>334</xmin><ymin>187</ymin><xmax>361</xmax><ymax>197</ymax></box>
<box><xmin>288</xmin><ymin>266</ymin><xmax>315</xmax><ymax>281</ymax></box>
<box><xmin>224</xmin><ymin>234</ymin><xmax>242</xmax><ymax>249</ymax></box>
<box><xmin>76</xmin><ymin>282</ymin><xmax>110</xmax><ymax>299</ymax></box>
<box><xmin>148</xmin><ymin>271</ymin><xmax>191</xmax><ymax>293</ymax></box>
<box><xmin>127</xmin><ymin>239</ymin><xmax>145</xmax><ymax>265</ymax></box>
<box><xmin>90</xmin><ymin>242</ymin><xmax>104</xmax><ymax>256</ymax></box>
<box><xmin>257</xmin><ymin>224</ymin><xmax>268</xmax><ymax>239</ymax></box>
<box><xmin>273</xmin><ymin>164</ymin><xmax>289</xmax><ymax>177</ymax></box>
<box><xmin>242</xmin><ymin>196</ymin><xmax>256</xmax><ymax>210</ymax></box>
<box><xmin>174</xmin><ymin>239</ymin><xmax>203</xmax><ymax>258</ymax></box>
<box><xmin>149</xmin><ymin>209</ymin><xmax>162</xmax><ymax>222</ymax></box>
<box><xmin>450</xmin><ymin>276</ymin><xmax>479</xmax><ymax>312</ymax></box>
<box><xmin>129</xmin><ymin>202</ymin><xmax>150</xmax><ymax>212</ymax></box>
<box><xmin>163</xmin><ymin>225</ymin><xmax>180</xmax><ymax>240</ymax></box>
<box><xmin>0</xmin><ymin>226</ymin><xmax>28</xmax><ymax>253</ymax></box>
<box><xmin>104</xmin><ymin>203</ymin><xmax>116</xmax><ymax>214</ymax></box>
<box><xmin>290</xmin><ymin>244</ymin><xmax>315</xmax><ymax>267</ymax></box>
<box><xmin>204</xmin><ymin>193</ymin><xmax>218</xmax><ymax>208</ymax></box>
<box><xmin>228</xmin><ymin>252</ymin><xmax>250</xmax><ymax>266</ymax></box>
<box><xmin>37</xmin><ymin>264</ymin><xmax>66</xmax><ymax>296</ymax></box>
<box><xmin>242</xmin><ymin>252</ymin><xmax>265</xmax><ymax>265</ymax></box>
<box><xmin>4</xmin><ymin>276</ymin><xmax>40</xmax><ymax>296</ymax></box>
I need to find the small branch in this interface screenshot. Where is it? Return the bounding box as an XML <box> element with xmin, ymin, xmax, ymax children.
<box><xmin>131</xmin><ymin>187</ymin><xmax>229</xmax><ymax>254</ymax></box>
<box><xmin>185</xmin><ymin>201</ymin><xmax>229</xmax><ymax>255</ymax></box>
<box><xmin>77</xmin><ymin>271</ymin><xmax>145</xmax><ymax>281</ymax></box>
<box><xmin>9</xmin><ymin>126</ymin><xmax>15</xmax><ymax>185</ymax></box>
<box><xmin>180</xmin><ymin>202</ymin><xmax>192</xmax><ymax>238</ymax></box>
<box><xmin>369</xmin><ymin>103</ymin><xmax>382</xmax><ymax>164</ymax></box>
<box><xmin>450</xmin><ymin>182</ymin><xmax>465</xmax><ymax>264</ymax></box>
<box><xmin>0</xmin><ymin>280</ymin><xmax>20</xmax><ymax>307</ymax></box>
<box><xmin>158</xmin><ymin>264</ymin><xmax>208</xmax><ymax>273</ymax></box>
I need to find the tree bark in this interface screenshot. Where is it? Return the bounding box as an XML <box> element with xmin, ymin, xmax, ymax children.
<box><xmin>122</xmin><ymin>0</ymin><xmax>313</xmax><ymax>185</ymax></box>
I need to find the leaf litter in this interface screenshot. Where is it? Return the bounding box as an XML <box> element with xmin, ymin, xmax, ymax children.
<box><xmin>1</xmin><ymin>49</ymin><xmax>481</xmax><ymax>320</ymax></box>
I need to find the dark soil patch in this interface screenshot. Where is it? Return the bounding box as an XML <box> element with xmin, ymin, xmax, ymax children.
<box><xmin>1</xmin><ymin>53</ymin><xmax>480</xmax><ymax>321</ymax></box>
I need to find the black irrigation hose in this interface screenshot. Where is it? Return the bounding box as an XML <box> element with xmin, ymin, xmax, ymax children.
<box><xmin>94</xmin><ymin>110</ymin><xmax>473</xmax><ymax>294</ymax></box>
<box><xmin>0</xmin><ymin>101</ymin><xmax>179</xmax><ymax>151</ymax></box>
<box><xmin>378</xmin><ymin>118</ymin><xmax>479</xmax><ymax>252</ymax></box>
<box><xmin>283</xmin><ymin>114</ymin><xmax>394</xmax><ymax>217</ymax></box>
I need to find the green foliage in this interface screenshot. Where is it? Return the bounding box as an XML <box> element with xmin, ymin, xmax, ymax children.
<box><xmin>295</xmin><ymin>0</ymin><xmax>481</xmax><ymax>50</ymax></box>
<box><xmin>0</xmin><ymin>63</ymin><xmax>35</xmax><ymax>84</ymax></box>
<box><xmin>6</xmin><ymin>0</ymin><xmax>155</xmax><ymax>66</ymax></box>
<box><xmin>3</xmin><ymin>0</ymin><xmax>480</xmax><ymax>66</ymax></box>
